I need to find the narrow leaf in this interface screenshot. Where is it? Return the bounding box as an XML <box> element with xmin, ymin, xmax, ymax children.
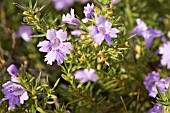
<box><xmin>52</xmin><ymin>78</ymin><xmax>60</xmax><ymax>90</ymax></box>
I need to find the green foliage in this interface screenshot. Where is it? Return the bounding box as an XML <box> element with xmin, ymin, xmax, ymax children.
<box><xmin>0</xmin><ymin>0</ymin><xmax>170</xmax><ymax>113</ymax></box>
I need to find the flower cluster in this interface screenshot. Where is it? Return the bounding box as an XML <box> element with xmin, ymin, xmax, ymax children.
<box><xmin>159</xmin><ymin>41</ymin><xmax>170</xmax><ymax>69</ymax></box>
<box><xmin>144</xmin><ymin>71</ymin><xmax>170</xmax><ymax>98</ymax></box>
<box><xmin>88</xmin><ymin>15</ymin><xmax>120</xmax><ymax>46</ymax></box>
<box><xmin>74</xmin><ymin>68</ymin><xmax>98</xmax><ymax>83</ymax></box>
<box><xmin>37</xmin><ymin>29</ymin><xmax>73</xmax><ymax>65</ymax></box>
<box><xmin>130</xmin><ymin>18</ymin><xmax>164</xmax><ymax>49</ymax></box>
<box><xmin>0</xmin><ymin>64</ymin><xmax>29</xmax><ymax>110</ymax></box>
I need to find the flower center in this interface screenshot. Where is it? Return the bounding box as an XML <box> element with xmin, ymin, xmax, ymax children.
<box><xmin>51</xmin><ymin>38</ymin><xmax>61</xmax><ymax>50</ymax></box>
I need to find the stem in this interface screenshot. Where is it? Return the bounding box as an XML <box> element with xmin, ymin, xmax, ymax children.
<box><xmin>120</xmin><ymin>96</ymin><xmax>128</xmax><ymax>113</ymax></box>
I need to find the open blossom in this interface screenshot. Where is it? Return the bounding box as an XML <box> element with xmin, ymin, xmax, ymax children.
<box><xmin>17</xmin><ymin>25</ymin><xmax>33</xmax><ymax>42</ymax></box>
<box><xmin>159</xmin><ymin>41</ymin><xmax>170</xmax><ymax>69</ymax></box>
<box><xmin>130</xmin><ymin>18</ymin><xmax>164</xmax><ymax>49</ymax></box>
<box><xmin>74</xmin><ymin>68</ymin><xmax>98</xmax><ymax>83</ymax></box>
<box><xmin>62</xmin><ymin>8</ymin><xmax>80</xmax><ymax>25</ymax></box>
<box><xmin>1</xmin><ymin>64</ymin><xmax>28</xmax><ymax>110</ymax></box>
<box><xmin>144</xmin><ymin>71</ymin><xmax>170</xmax><ymax>98</ymax></box>
<box><xmin>82</xmin><ymin>3</ymin><xmax>94</xmax><ymax>23</ymax></box>
<box><xmin>88</xmin><ymin>15</ymin><xmax>120</xmax><ymax>46</ymax></box>
<box><xmin>148</xmin><ymin>103</ymin><xmax>162</xmax><ymax>113</ymax></box>
<box><xmin>37</xmin><ymin>29</ymin><xmax>73</xmax><ymax>65</ymax></box>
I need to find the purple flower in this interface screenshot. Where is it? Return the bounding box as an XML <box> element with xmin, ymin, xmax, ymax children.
<box><xmin>0</xmin><ymin>65</ymin><xmax>29</xmax><ymax>110</ymax></box>
<box><xmin>82</xmin><ymin>3</ymin><xmax>94</xmax><ymax>23</ymax></box>
<box><xmin>1</xmin><ymin>81</ymin><xmax>29</xmax><ymax>110</ymax></box>
<box><xmin>130</xmin><ymin>19</ymin><xmax>148</xmax><ymax>37</ymax></box>
<box><xmin>37</xmin><ymin>29</ymin><xmax>73</xmax><ymax>65</ymax></box>
<box><xmin>88</xmin><ymin>15</ymin><xmax>120</xmax><ymax>46</ymax></box>
<box><xmin>148</xmin><ymin>103</ymin><xmax>162</xmax><ymax>113</ymax></box>
<box><xmin>71</xmin><ymin>30</ymin><xmax>84</xmax><ymax>36</ymax></box>
<box><xmin>52</xmin><ymin>0</ymin><xmax>74</xmax><ymax>10</ymax></box>
<box><xmin>159</xmin><ymin>41</ymin><xmax>170</xmax><ymax>69</ymax></box>
<box><xmin>74</xmin><ymin>68</ymin><xmax>98</xmax><ymax>83</ymax></box>
<box><xmin>130</xmin><ymin>18</ymin><xmax>164</xmax><ymax>49</ymax></box>
<box><xmin>17</xmin><ymin>25</ymin><xmax>33</xmax><ymax>42</ymax></box>
<box><xmin>83</xmin><ymin>3</ymin><xmax>94</xmax><ymax>19</ymax></box>
<box><xmin>144</xmin><ymin>71</ymin><xmax>160</xmax><ymax>98</ymax></box>
<box><xmin>7</xmin><ymin>64</ymin><xmax>18</xmax><ymax>77</ymax></box>
<box><xmin>144</xmin><ymin>71</ymin><xmax>170</xmax><ymax>98</ymax></box>
<box><xmin>62</xmin><ymin>8</ymin><xmax>80</xmax><ymax>25</ymax></box>
<box><xmin>7</xmin><ymin>64</ymin><xmax>19</xmax><ymax>83</ymax></box>
<box><xmin>142</xmin><ymin>27</ymin><xmax>164</xmax><ymax>49</ymax></box>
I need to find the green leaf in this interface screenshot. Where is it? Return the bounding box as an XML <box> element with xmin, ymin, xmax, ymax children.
<box><xmin>29</xmin><ymin>0</ymin><xmax>32</xmax><ymax>9</ymax></box>
<box><xmin>52</xmin><ymin>78</ymin><xmax>60</xmax><ymax>90</ymax></box>
<box><xmin>35</xmin><ymin>72</ymin><xmax>41</xmax><ymax>88</ymax></box>
<box><xmin>33</xmin><ymin>0</ymin><xmax>38</xmax><ymax>10</ymax></box>
<box><xmin>60</xmin><ymin>65</ymin><xmax>67</xmax><ymax>74</ymax></box>
<box><xmin>166</xmin><ymin>84</ymin><xmax>170</xmax><ymax>99</ymax></box>
<box><xmin>31</xmin><ymin>105</ymin><xmax>36</xmax><ymax>113</ymax></box>
<box><xmin>61</xmin><ymin>74</ymin><xmax>72</xmax><ymax>83</ymax></box>
<box><xmin>13</xmin><ymin>3</ymin><xmax>27</xmax><ymax>11</ymax></box>
<box><xmin>31</xmin><ymin>34</ymin><xmax>46</xmax><ymax>38</ymax></box>
<box><xmin>36</xmin><ymin>107</ymin><xmax>46</xmax><ymax>113</ymax></box>
<box><xmin>35</xmin><ymin>5</ymin><xmax>45</xmax><ymax>13</ymax></box>
<box><xmin>156</xmin><ymin>86</ymin><xmax>165</xmax><ymax>101</ymax></box>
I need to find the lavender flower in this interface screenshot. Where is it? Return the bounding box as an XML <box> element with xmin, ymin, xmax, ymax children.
<box><xmin>52</xmin><ymin>0</ymin><xmax>74</xmax><ymax>10</ymax></box>
<box><xmin>7</xmin><ymin>64</ymin><xmax>19</xmax><ymax>83</ymax></box>
<box><xmin>1</xmin><ymin>81</ymin><xmax>29</xmax><ymax>110</ymax></box>
<box><xmin>37</xmin><ymin>29</ymin><xmax>73</xmax><ymax>65</ymax></box>
<box><xmin>159</xmin><ymin>41</ymin><xmax>170</xmax><ymax>69</ymax></box>
<box><xmin>71</xmin><ymin>30</ymin><xmax>84</xmax><ymax>36</ymax></box>
<box><xmin>82</xmin><ymin>3</ymin><xmax>94</xmax><ymax>23</ymax></box>
<box><xmin>88</xmin><ymin>15</ymin><xmax>120</xmax><ymax>46</ymax></box>
<box><xmin>144</xmin><ymin>71</ymin><xmax>170</xmax><ymax>98</ymax></box>
<box><xmin>62</xmin><ymin>8</ymin><xmax>80</xmax><ymax>25</ymax></box>
<box><xmin>130</xmin><ymin>18</ymin><xmax>164</xmax><ymax>49</ymax></box>
<box><xmin>17</xmin><ymin>25</ymin><xmax>33</xmax><ymax>42</ymax></box>
<box><xmin>7</xmin><ymin>64</ymin><xmax>18</xmax><ymax>77</ymax></box>
<box><xmin>148</xmin><ymin>103</ymin><xmax>162</xmax><ymax>113</ymax></box>
<box><xmin>74</xmin><ymin>68</ymin><xmax>98</xmax><ymax>83</ymax></box>
<box><xmin>0</xmin><ymin>64</ymin><xmax>28</xmax><ymax>110</ymax></box>
<box><xmin>144</xmin><ymin>71</ymin><xmax>160</xmax><ymax>98</ymax></box>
